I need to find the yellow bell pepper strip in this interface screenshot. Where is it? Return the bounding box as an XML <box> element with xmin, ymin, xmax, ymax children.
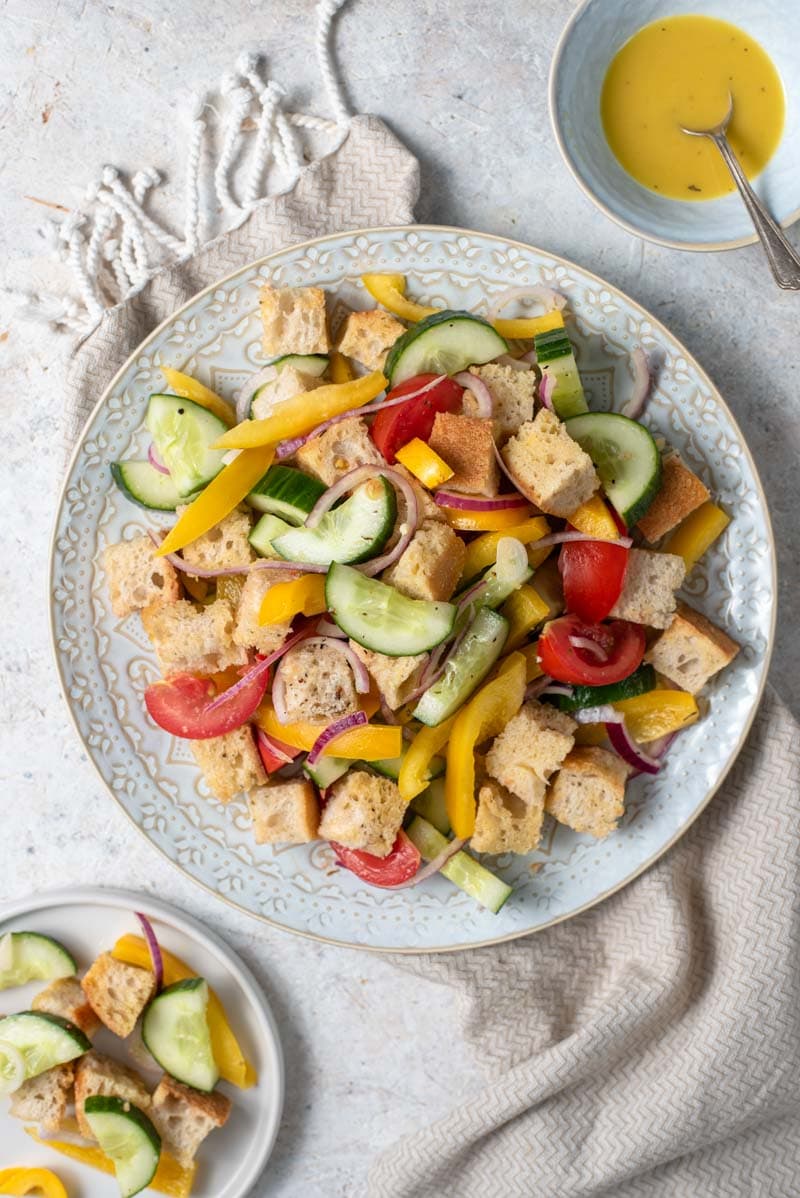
<box><xmin>329</xmin><ymin>349</ymin><xmax>355</xmax><ymax>383</ymax></box>
<box><xmin>501</xmin><ymin>584</ymin><xmax>551</xmax><ymax>651</ymax></box>
<box><xmin>441</xmin><ymin>504</ymin><xmax>535</xmax><ymax>533</ymax></box>
<box><xmin>215</xmin><ymin>371</ymin><xmax>387</xmax><ymax>450</ymax></box>
<box><xmin>567</xmin><ymin>494</ymin><xmax>620</xmax><ymax>540</ymax></box>
<box><xmin>0</xmin><ymin>1169</ymin><xmax>67</xmax><ymax>1198</ymax></box>
<box><xmin>398</xmin><ymin>715</ymin><xmax>457</xmax><ymax>802</ymax></box>
<box><xmin>111</xmin><ymin>934</ymin><xmax>256</xmax><ymax>1088</ymax></box>
<box><xmin>518</xmin><ymin>642</ymin><xmax>543</xmax><ymax>683</ymax></box>
<box><xmin>156</xmin><ymin>445</ymin><xmax>275</xmax><ymax>557</ymax></box>
<box><xmin>492</xmin><ymin>309</ymin><xmax>565</xmax><ymax>341</ymax></box>
<box><xmin>446</xmin><ymin>652</ymin><xmax>526</xmax><ymax>838</ymax></box>
<box><xmin>160</xmin><ymin>366</ymin><xmax>236</xmax><ymax>427</ymax></box>
<box><xmin>665</xmin><ymin>501</ymin><xmax>730</xmax><ymax>572</ymax></box>
<box><xmin>460</xmin><ymin>516</ymin><xmax>550</xmax><ymax>582</ymax></box>
<box><xmin>361</xmin><ymin>273</ymin><xmax>437</xmax><ymax>323</ymax></box>
<box><xmin>395</xmin><ymin>437</ymin><xmax>454</xmax><ymax>489</ymax></box>
<box><xmin>259</xmin><ymin>574</ymin><xmax>327</xmax><ymax>625</ymax></box>
<box><xmin>612</xmin><ymin>689</ymin><xmax>699</xmax><ymax>743</ymax></box>
<box><xmin>23</xmin><ymin>1131</ymin><xmax>194</xmax><ymax>1198</ymax></box>
<box><xmin>256</xmin><ymin>701</ymin><xmax>401</xmax><ymax>760</ymax></box>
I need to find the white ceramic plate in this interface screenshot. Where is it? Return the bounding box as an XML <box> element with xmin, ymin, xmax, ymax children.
<box><xmin>550</xmin><ymin>0</ymin><xmax>800</xmax><ymax>250</ymax></box>
<box><xmin>50</xmin><ymin>225</ymin><xmax>776</xmax><ymax>952</ymax></box>
<box><xmin>0</xmin><ymin>888</ymin><xmax>284</xmax><ymax>1196</ymax></box>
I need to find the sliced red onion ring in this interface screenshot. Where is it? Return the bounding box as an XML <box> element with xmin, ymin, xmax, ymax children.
<box><xmin>275</xmin><ymin>375</ymin><xmax>447</xmax><ymax>459</ymax></box>
<box><xmin>434</xmin><ymin>490</ymin><xmax>529</xmax><ymax>512</ymax></box>
<box><xmin>256</xmin><ymin>727</ymin><xmax>294</xmax><ymax>765</ymax></box>
<box><xmin>534</xmin><ymin>682</ymin><xmax>575</xmax><ymax>701</ymax></box>
<box><xmin>520</xmin><ymin>348</ymin><xmax>538</xmax><ymax>365</ymax></box>
<box><xmin>297</xmin><ymin>636</ymin><xmax>371</xmax><ymax>694</ymax></box>
<box><xmin>205</xmin><ymin>623</ymin><xmax>315</xmax><ymax>714</ymax></box>
<box><xmin>621</xmin><ymin>348</ymin><xmax>652</xmax><ymax>420</ymax></box>
<box><xmin>316</xmin><ymin>617</ymin><xmax>347</xmax><ymax>639</ymax></box>
<box><xmin>493</xmin><ymin>441</ymin><xmax>520</xmax><ymax>489</ymax></box>
<box><xmin>454</xmin><ymin>370</ymin><xmax>493</xmax><ymax>418</ymax></box>
<box><xmin>135</xmin><ymin>912</ymin><xmax>163</xmax><ymax>992</ymax></box>
<box><xmin>525</xmin><ymin>675</ymin><xmax>553</xmax><ymax>700</ymax></box>
<box><xmin>533</xmin><ymin>530</ymin><xmax>633</xmax><ymax>550</ymax></box>
<box><xmin>148</xmin><ymin>445</ymin><xmax>170</xmax><ymax>475</ymax></box>
<box><xmin>568</xmin><ymin>635</ymin><xmax>609</xmax><ymax>662</ymax></box>
<box><xmin>457</xmin><ymin>578</ymin><xmax>489</xmax><ymax>613</ymax></box>
<box><xmin>236</xmin><ymin>363</ymin><xmax>279</xmax><ymax>422</ymax></box>
<box><xmin>271</xmin><ymin>664</ymin><xmax>290</xmax><ymax>724</ymax></box>
<box><xmin>382</xmin><ymin>837</ymin><xmax>467</xmax><ymax>890</ymax></box>
<box><xmin>572</xmin><ymin>705</ymin><xmax>623</xmax><ymax>725</ymax></box>
<box><xmin>646</xmin><ymin>731</ymin><xmax>678</xmax><ymax>759</ymax></box>
<box><xmin>493</xmin><ymin>353</ymin><xmax>534</xmax><ymax>372</ymax></box>
<box><xmin>606</xmin><ymin>720</ymin><xmax>661</xmax><ymax>775</ymax></box>
<box><xmin>538</xmin><ymin>373</ymin><xmax>557</xmax><ymax>411</ymax></box>
<box><xmin>307</xmin><ymin>710</ymin><xmax>367</xmax><ymax>766</ymax></box>
<box><xmin>487</xmin><ymin>284</ymin><xmax>567</xmax><ymax>323</ymax></box>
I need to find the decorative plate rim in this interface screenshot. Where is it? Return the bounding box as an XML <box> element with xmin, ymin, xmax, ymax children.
<box><xmin>48</xmin><ymin>223</ymin><xmax>777</xmax><ymax>954</ymax></box>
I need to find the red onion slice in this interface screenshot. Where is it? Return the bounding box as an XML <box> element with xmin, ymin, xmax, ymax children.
<box><xmin>606</xmin><ymin>720</ymin><xmax>661</xmax><ymax>775</ymax></box>
<box><xmin>271</xmin><ymin>664</ymin><xmax>290</xmax><ymax>725</ymax></box>
<box><xmin>316</xmin><ymin>617</ymin><xmax>347</xmax><ymax>639</ymax></box>
<box><xmin>520</xmin><ymin>348</ymin><xmax>538</xmax><ymax>365</ymax></box>
<box><xmin>487</xmin><ymin>284</ymin><xmax>567</xmax><ymax>323</ymax></box>
<box><xmin>453</xmin><ymin>370</ymin><xmax>493</xmax><ymax>418</ymax></box>
<box><xmin>148</xmin><ymin>445</ymin><xmax>170</xmax><ymax>476</ymax></box>
<box><xmin>572</xmin><ymin>705</ymin><xmax>623</xmax><ymax>725</ymax></box>
<box><xmin>532</xmin><ymin>681</ymin><xmax>575</xmax><ymax>701</ymax></box>
<box><xmin>434</xmin><ymin>490</ymin><xmax>529</xmax><ymax>512</ymax></box>
<box><xmin>135</xmin><ymin>912</ymin><xmax>163</xmax><ymax>992</ymax></box>
<box><xmin>533</xmin><ymin>530</ymin><xmax>633</xmax><ymax>550</ymax></box>
<box><xmin>206</xmin><ymin>623</ymin><xmax>316</xmax><ymax>714</ymax></box>
<box><xmin>568</xmin><ymin>635</ymin><xmax>609</xmax><ymax>662</ymax></box>
<box><xmin>236</xmin><ymin>364</ymin><xmax>279</xmax><ymax>422</ymax></box>
<box><xmin>382</xmin><ymin>837</ymin><xmax>467</xmax><ymax>890</ymax></box>
<box><xmin>307</xmin><ymin>710</ymin><xmax>367</xmax><ymax>766</ymax></box>
<box><xmin>255</xmin><ymin>726</ymin><xmax>295</xmax><ymax>765</ymax></box>
<box><xmin>493</xmin><ymin>441</ymin><xmax>520</xmax><ymax>489</ymax></box>
<box><xmin>538</xmin><ymin>373</ymin><xmax>557</xmax><ymax>411</ymax></box>
<box><xmin>621</xmin><ymin>348</ymin><xmax>652</xmax><ymax>420</ymax></box>
<box><xmin>493</xmin><ymin>353</ymin><xmax>534</xmax><ymax>372</ymax></box>
<box><xmin>297</xmin><ymin>636</ymin><xmax>371</xmax><ymax>694</ymax></box>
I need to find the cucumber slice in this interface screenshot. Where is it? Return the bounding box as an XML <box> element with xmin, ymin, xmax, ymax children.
<box><xmin>372</xmin><ymin>753</ymin><xmax>445</xmax><ymax>783</ymax></box>
<box><xmin>273</xmin><ymin>478</ymin><xmax>396</xmax><ymax>566</ymax></box>
<box><xmin>385</xmin><ymin>310</ymin><xmax>508</xmax><ymax>384</ymax></box>
<box><xmin>111</xmin><ymin>460</ymin><xmax>185</xmax><ymax>512</ymax></box>
<box><xmin>84</xmin><ymin>1096</ymin><xmax>161</xmax><ymax>1198</ymax></box>
<box><xmin>269</xmin><ymin>353</ymin><xmax>329</xmax><ymax>377</ymax></box>
<box><xmin>146</xmin><ymin>394</ymin><xmax>228</xmax><ymax>498</ymax></box>
<box><xmin>535</xmin><ymin>327</ymin><xmax>589</xmax><ymax>420</ymax></box>
<box><xmin>304</xmin><ymin>756</ymin><xmax>351</xmax><ymax>788</ymax></box>
<box><xmin>405</xmin><ymin>816</ymin><xmax>512</xmax><ymax>913</ymax></box>
<box><xmin>0</xmin><ymin>1042</ymin><xmax>26</xmax><ymax>1095</ymax></box>
<box><xmin>459</xmin><ymin>538</ymin><xmax>533</xmax><ymax>613</ymax></box>
<box><xmin>0</xmin><ymin>932</ymin><xmax>76</xmax><ymax>990</ymax></box>
<box><xmin>554</xmin><ymin>664</ymin><xmax>656</xmax><ymax>712</ymax></box>
<box><xmin>413</xmin><ymin>608</ymin><xmax>509</xmax><ymax>726</ymax></box>
<box><xmin>141</xmin><ymin>978</ymin><xmax>218</xmax><ymax>1092</ymax></box>
<box><xmin>410</xmin><ymin>778</ymin><xmax>450</xmax><ymax>836</ymax></box>
<box><xmin>565</xmin><ymin>412</ymin><xmax>662</xmax><ymax>526</ymax></box>
<box><xmin>247</xmin><ymin>464</ymin><xmax>326</xmax><ymax>525</ymax></box>
<box><xmin>249</xmin><ymin>513</ymin><xmax>292</xmax><ymax>557</ymax></box>
<box><xmin>326</xmin><ymin>563</ymin><xmax>456</xmax><ymax>657</ymax></box>
<box><xmin>0</xmin><ymin>1012</ymin><xmax>90</xmax><ymax>1081</ymax></box>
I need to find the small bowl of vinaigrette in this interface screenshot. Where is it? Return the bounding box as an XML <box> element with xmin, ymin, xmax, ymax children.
<box><xmin>549</xmin><ymin>0</ymin><xmax>800</xmax><ymax>250</ymax></box>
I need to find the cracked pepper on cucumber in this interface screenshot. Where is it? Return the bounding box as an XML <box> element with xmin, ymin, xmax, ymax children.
<box><xmin>101</xmin><ymin>275</ymin><xmax>739</xmax><ymax>909</ymax></box>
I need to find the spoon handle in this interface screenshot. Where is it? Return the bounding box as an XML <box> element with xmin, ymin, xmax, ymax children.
<box><xmin>710</xmin><ymin>132</ymin><xmax>800</xmax><ymax>290</ymax></box>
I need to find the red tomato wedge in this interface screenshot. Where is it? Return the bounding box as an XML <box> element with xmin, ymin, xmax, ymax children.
<box><xmin>256</xmin><ymin>730</ymin><xmax>301</xmax><ymax>773</ymax></box>
<box><xmin>560</xmin><ymin>538</ymin><xmax>629</xmax><ymax>623</ymax></box>
<box><xmin>538</xmin><ymin>614</ymin><xmax>646</xmax><ymax>685</ymax></box>
<box><xmin>145</xmin><ymin>667</ymin><xmax>270</xmax><ymax>739</ymax></box>
<box><xmin>331</xmin><ymin>830</ymin><xmax>421</xmax><ymax>887</ymax></box>
<box><xmin>370</xmin><ymin>374</ymin><xmax>464</xmax><ymax>463</ymax></box>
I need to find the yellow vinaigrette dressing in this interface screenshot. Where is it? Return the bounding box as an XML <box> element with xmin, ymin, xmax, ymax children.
<box><xmin>601</xmin><ymin>15</ymin><xmax>785</xmax><ymax>200</ymax></box>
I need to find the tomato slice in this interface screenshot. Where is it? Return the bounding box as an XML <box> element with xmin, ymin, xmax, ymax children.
<box><xmin>145</xmin><ymin>667</ymin><xmax>270</xmax><ymax>739</ymax></box>
<box><xmin>560</xmin><ymin>538</ymin><xmax>629</xmax><ymax>622</ymax></box>
<box><xmin>370</xmin><ymin>374</ymin><xmax>464</xmax><ymax>463</ymax></box>
<box><xmin>256</xmin><ymin>730</ymin><xmax>301</xmax><ymax>773</ymax></box>
<box><xmin>331</xmin><ymin>830</ymin><xmax>421</xmax><ymax>887</ymax></box>
<box><xmin>538</xmin><ymin>614</ymin><xmax>646</xmax><ymax>685</ymax></box>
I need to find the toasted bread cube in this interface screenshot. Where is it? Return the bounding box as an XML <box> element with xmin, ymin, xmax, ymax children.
<box><xmin>610</xmin><ymin>548</ymin><xmax>686</xmax><ymax>630</ymax></box>
<box><xmin>251</xmin><ymin>365</ymin><xmax>323</xmax><ymax>421</ymax></box>
<box><xmin>383</xmin><ymin>518</ymin><xmax>465</xmax><ymax>601</ymax></box>
<box><xmin>9</xmin><ymin>1063</ymin><xmax>75</xmax><ymax>1132</ymax></box>
<box><xmin>294</xmin><ymin>415</ymin><xmax>386</xmax><ymax>485</ymax></box>
<box><xmin>545</xmin><ymin>747</ymin><xmax>628</xmax><ymax>838</ymax></box>
<box><xmin>179</xmin><ymin>507</ymin><xmax>254</xmax><ymax>575</ymax></box>
<box><xmin>392</xmin><ymin>463</ymin><xmax>443</xmax><ymax>524</ymax></box>
<box><xmin>81</xmin><ymin>953</ymin><xmax>156</xmax><ymax>1039</ymax></box>
<box><xmin>277</xmin><ymin>640</ymin><xmax>359</xmax><ymax>724</ymax></box>
<box><xmin>319</xmin><ymin>769</ymin><xmax>406</xmax><ymax>857</ymax></box>
<box><xmin>465</xmin><ymin>364</ymin><xmax>536</xmax><ymax>444</ymax></box>
<box><xmin>151</xmin><ymin>1074</ymin><xmax>231</xmax><ymax>1168</ymax></box>
<box><xmin>645</xmin><ymin>600</ymin><xmax>740</xmax><ymax>694</ymax></box>
<box><xmin>637</xmin><ymin>454</ymin><xmax>710</xmax><ymax>543</ymax></box>
<box><xmin>248</xmin><ymin>779</ymin><xmax>320</xmax><ymax>844</ymax></box>
<box><xmin>427</xmin><ymin>412</ymin><xmax>499</xmax><ymax>497</ymax></box>
<box><xmin>338</xmin><ymin>309</ymin><xmax>405</xmax><ymax>370</ymax></box>
<box><xmin>472</xmin><ymin>777</ymin><xmax>544</xmax><ymax>855</ymax></box>
<box><xmin>32</xmin><ymin>976</ymin><xmax>101</xmax><ymax>1036</ymax></box>
<box><xmin>502</xmin><ymin>410</ymin><xmax>598</xmax><ymax>517</ymax></box>
<box><xmin>233</xmin><ymin>571</ymin><xmax>291</xmax><ymax>656</ymax></box>
<box><xmin>191</xmin><ymin>724</ymin><xmax>267</xmax><ymax>802</ymax></box>
<box><xmin>104</xmin><ymin>535</ymin><xmax>181</xmax><ymax>618</ymax></box>
<box><xmin>486</xmin><ymin>700</ymin><xmax>576</xmax><ymax>802</ymax></box>
<box><xmin>349</xmin><ymin>641</ymin><xmax>426</xmax><ymax>710</ymax></box>
<box><xmin>74</xmin><ymin>1051</ymin><xmax>152</xmax><ymax>1139</ymax></box>
<box><xmin>141</xmin><ymin>598</ymin><xmax>247</xmax><ymax>674</ymax></box>
<box><xmin>259</xmin><ymin>283</ymin><xmax>329</xmax><ymax>356</ymax></box>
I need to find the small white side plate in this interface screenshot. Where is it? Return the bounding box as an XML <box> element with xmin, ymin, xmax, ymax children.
<box><xmin>0</xmin><ymin>887</ymin><xmax>284</xmax><ymax>1198</ymax></box>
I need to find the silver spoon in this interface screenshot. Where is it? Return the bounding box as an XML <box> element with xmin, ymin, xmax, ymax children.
<box><xmin>680</xmin><ymin>94</ymin><xmax>800</xmax><ymax>290</ymax></box>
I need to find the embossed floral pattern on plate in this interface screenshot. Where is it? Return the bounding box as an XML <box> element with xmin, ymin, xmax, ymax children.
<box><xmin>50</xmin><ymin>226</ymin><xmax>775</xmax><ymax>952</ymax></box>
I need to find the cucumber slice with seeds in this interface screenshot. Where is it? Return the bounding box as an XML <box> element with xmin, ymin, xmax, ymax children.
<box><xmin>247</xmin><ymin>464</ymin><xmax>327</xmax><ymax>525</ymax></box>
<box><xmin>385</xmin><ymin>310</ymin><xmax>508</xmax><ymax>384</ymax></box>
<box><xmin>565</xmin><ymin>412</ymin><xmax>662</xmax><ymax>526</ymax></box>
<box><xmin>304</xmin><ymin>756</ymin><xmax>351</xmax><ymax>788</ymax></box>
<box><xmin>249</xmin><ymin>512</ymin><xmax>293</xmax><ymax>557</ymax></box>
<box><xmin>0</xmin><ymin>1011</ymin><xmax>90</xmax><ymax>1081</ymax></box>
<box><xmin>553</xmin><ymin>664</ymin><xmax>656</xmax><ymax>712</ymax></box>
<box><xmin>273</xmin><ymin>477</ymin><xmax>396</xmax><ymax>566</ymax></box>
<box><xmin>111</xmin><ymin>460</ymin><xmax>185</xmax><ymax>512</ymax></box>
<box><xmin>0</xmin><ymin>932</ymin><xmax>76</xmax><ymax>990</ymax></box>
<box><xmin>372</xmin><ymin>753</ymin><xmax>445</xmax><ymax>783</ymax></box>
<box><xmin>142</xmin><ymin>977</ymin><xmax>218</xmax><ymax>1092</ymax></box>
<box><xmin>84</xmin><ymin>1095</ymin><xmax>161</xmax><ymax>1198</ymax></box>
<box><xmin>0</xmin><ymin>1042</ymin><xmax>26</xmax><ymax>1095</ymax></box>
<box><xmin>413</xmin><ymin>608</ymin><xmax>509</xmax><ymax>726</ymax></box>
<box><xmin>269</xmin><ymin>353</ymin><xmax>329</xmax><ymax>376</ymax></box>
<box><xmin>405</xmin><ymin>816</ymin><xmax>512</xmax><ymax>913</ymax></box>
<box><xmin>534</xmin><ymin>327</ymin><xmax>588</xmax><ymax>420</ymax></box>
<box><xmin>326</xmin><ymin>563</ymin><xmax>456</xmax><ymax>657</ymax></box>
<box><xmin>146</xmin><ymin>394</ymin><xmax>228</xmax><ymax>498</ymax></box>
<box><xmin>410</xmin><ymin>778</ymin><xmax>450</xmax><ymax>836</ymax></box>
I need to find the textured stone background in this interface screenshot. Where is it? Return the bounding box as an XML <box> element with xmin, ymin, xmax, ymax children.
<box><xmin>1</xmin><ymin>1</ymin><xmax>797</xmax><ymax>1194</ymax></box>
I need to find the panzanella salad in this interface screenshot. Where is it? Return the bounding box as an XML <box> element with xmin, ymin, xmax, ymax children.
<box><xmin>103</xmin><ymin>274</ymin><xmax>739</xmax><ymax>913</ymax></box>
